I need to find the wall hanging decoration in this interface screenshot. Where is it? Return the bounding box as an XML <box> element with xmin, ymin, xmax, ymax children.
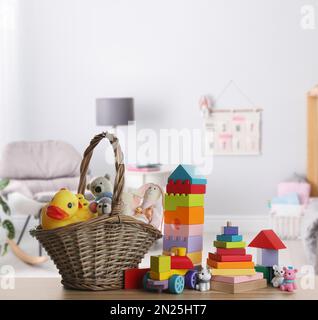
<box><xmin>200</xmin><ymin>81</ymin><xmax>262</xmax><ymax>156</ymax></box>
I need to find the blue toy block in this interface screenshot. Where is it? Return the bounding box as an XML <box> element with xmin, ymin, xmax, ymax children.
<box><xmin>163</xmin><ymin>235</ymin><xmax>203</xmax><ymax>253</ymax></box>
<box><xmin>168</xmin><ymin>165</ymin><xmax>207</xmax><ymax>185</ymax></box>
<box><xmin>222</xmin><ymin>226</ymin><xmax>239</xmax><ymax>235</ymax></box>
<box><xmin>257</xmin><ymin>249</ymin><xmax>278</xmax><ymax>267</ymax></box>
<box><xmin>217</xmin><ymin>234</ymin><xmax>243</xmax><ymax>242</ymax></box>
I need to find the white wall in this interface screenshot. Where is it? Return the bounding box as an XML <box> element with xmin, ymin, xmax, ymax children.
<box><xmin>0</xmin><ymin>0</ymin><xmax>23</xmax><ymax>145</ymax></box>
<box><xmin>2</xmin><ymin>0</ymin><xmax>318</xmax><ymax>216</ymax></box>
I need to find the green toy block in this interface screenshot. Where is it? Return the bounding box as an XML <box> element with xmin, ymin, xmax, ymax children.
<box><xmin>213</xmin><ymin>241</ymin><xmax>246</xmax><ymax>249</ymax></box>
<box><xmin>150</xmin><ymin>255</ymin><xmax>171</xmax><ymax>273</ymax></box>
<box><xmin>255</xmin><ymin>265</ymin><xmax>274</xmax><ymax>284</ymax></box>
<box><xmin>164</xmin><ymin>194</ymin><xmax>204</xmax><ymax>211</ymax></box>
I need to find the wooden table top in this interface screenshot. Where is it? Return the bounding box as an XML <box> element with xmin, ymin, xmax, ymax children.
<box><xmin>0</xmin><ymin>277</ymin><xmax>317</xmax><ymax>300</ymax></box>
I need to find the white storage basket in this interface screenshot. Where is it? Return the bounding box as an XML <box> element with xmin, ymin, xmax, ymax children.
<box><xmin>270</xmin><ymin>204</ymin><xmax>304</xmax><ymax>240</ymax></box>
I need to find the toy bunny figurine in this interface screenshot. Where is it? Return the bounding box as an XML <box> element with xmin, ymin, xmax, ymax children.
<box><xmin>121</xmin><ymin>187</ymin><xmax>145</xmax><ymax>215</ymax></box>
<box><xmin>280</xmin><ymin>267</ymin><xmax>298</xmax><ymax>292</ymax></box>
<box><xmin>133</xmin><ymin>184</ymin><xmax>164</xmax><ymax>230</ymax></box>
<box><xmin>271</xmin><ymin>265</ymin><xmax>285</xmax><ymax>288</ymax></box>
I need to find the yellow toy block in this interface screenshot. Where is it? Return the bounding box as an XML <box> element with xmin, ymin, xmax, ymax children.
<box><xmin>187</xmin><ymin>251</ymin><xmax>202</xmax><ymax>265</ymax></box>
<box><xmin>171</xmin><ymin>269</ymin><xmax>188</xmax><ymax>276</ymax></box>
<box><xmin>164</xmin><ymin>194</ymin><xmax>204</xmax><ymax>211</ymax></box>
<box><xmin>150</xmin><ymin>255</ymin><xmax>171</xmax><ymax>273</ymax></box>
<box><xmin>209</xmin><ymin>267</ymin><xmax>256</xmax><ymax>276</ymax></box>
<box><xmin>150</xmin><ymin>269</ymin><xmax>188</xmax><ymax>280</ymax></box>
<box><xmin>207</xmin><ymin>259</ymin><xmax>255</xmax><ymax>269</ymax></box>
<box><xmin>213</xmin><ymin>241</ymin><xmax>246</xmax><ymax>249</ymax></box>
<box><xmin>170</xmin><ymin>247</ymin><xmax>187</xmax><ymax>256</ymax></box>
<box><xmin>150</xmin><ymin>271</ymin><xmax>171</xmax><ymax>280</ymax></box>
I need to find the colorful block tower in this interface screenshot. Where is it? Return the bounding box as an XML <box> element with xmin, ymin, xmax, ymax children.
<box><xmin>163</xmin><ymin>165</ymin><xmax>207</xmax><ymax>266</ymax></box>
<box><xmin>208</xmin><ymin>222</ymin><xmax>267</xmax><ymax>293</ymax></box>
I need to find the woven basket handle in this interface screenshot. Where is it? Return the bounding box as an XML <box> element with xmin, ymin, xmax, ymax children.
<box><xmin>77</xmin><ymin>132</ymin><xmax>125</xmax><ymax>216</ymax></box>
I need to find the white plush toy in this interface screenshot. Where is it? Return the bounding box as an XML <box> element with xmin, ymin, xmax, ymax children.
<box><xmin>87</xmin><ymin>174</ymin><xmax>113</xmax><ymax>214</ymax></box>
<box><xmin>195</xmin><ymin>268</ymin><xmax>211</xmax><ymax>292</ymax></box>
<box><xmin>133</xmin><ymin>184</ymin><xmax>164</xmax><ymax>230</ymax></box>
<box><xmin>96</xmin><ymin>197</ymin><xmax>112</xmax><ymax>216</ymax></box>
<box><xmin>122</xmin><ymin>183</ymin><xmax>164</xmax><ymax>230</ymax></box>
<box><xmin>121</xmin><ymin>188</ymin><xmax>144</xmax><ymax>215</ymax></box>
<box><xmin>87</xmin><ymin>174</ymin><xmax>113</xmax><ymax>201</ymax></box>
<box><xmin>271</xmin><ymin>265</ymin><xmax>285</xmax><ymax>288</ymax></box>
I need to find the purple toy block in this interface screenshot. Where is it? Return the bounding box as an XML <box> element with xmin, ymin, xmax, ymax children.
<box><xmin>257</xmin><ymin>249</ymin><xmax>279</xmax><ymax>267</ymax></box>
<box><xmin>163</xmin><ymin>235</ymin><xmax>203</xmax><ymax>253</ymax></box>
<box><xmin>164</xmin><ymin>223</ymin><xmax>204</xmax><ymax>238</ymax></box>
<box><xmin>147</xmin><ymin>279</ymin><xmax>168</xmax><ymax>293</ymax></box>
<box><xmin>148</xmin><ymin>279</ymin><xmax>168</xmax><ymax>288</ymax></box>
<box><xmin>222</xmin><ymin>226</ymin><xmax>239</xmax><ymax>235</ymax></box>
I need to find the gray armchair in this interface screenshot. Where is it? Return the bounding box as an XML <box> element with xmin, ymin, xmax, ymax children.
<box><xmin>0</xmin><ymin>140</ymin><xmax>88</xmax><ymax>254</ymax></box>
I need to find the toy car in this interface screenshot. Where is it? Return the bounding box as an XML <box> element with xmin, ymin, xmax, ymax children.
<box><xmin>143</xmin><ymin>247</ymin><xmax>198</xmax><ymax>294</ymax></box>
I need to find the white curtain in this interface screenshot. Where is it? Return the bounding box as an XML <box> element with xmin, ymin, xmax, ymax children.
<box><xmin>0</xmin><ymin>0</ymin><xmax>21</xmax><ymax>149</ymax></box>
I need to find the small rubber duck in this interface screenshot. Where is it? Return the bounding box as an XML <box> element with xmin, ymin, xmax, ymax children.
<box><xmin>41</xmin><ymin>189</ymin><xmax>91</xmax><ymax>230</ymax></box>
<box><xmin>76</xmin><ymin>194</ymin><xmax>96</xmax><ymax>220</ymax></box>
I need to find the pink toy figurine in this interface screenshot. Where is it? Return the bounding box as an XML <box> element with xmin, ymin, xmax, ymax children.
<box><xmin>280</xmin><ymin>267</ymin><xmax>298</xmax><ymax>292</ymax></box>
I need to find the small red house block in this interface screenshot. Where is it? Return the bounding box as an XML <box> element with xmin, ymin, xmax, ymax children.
<box><xmin>248</xmin><ymin>230</ymin><xmax>286</xmax><ymax>267</ymax></box>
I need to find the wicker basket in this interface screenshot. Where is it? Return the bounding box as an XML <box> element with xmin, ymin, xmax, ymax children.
<box><xmin>30</xmin><ymin>132</ymin><xmax>162</xmax><ymax>291</ymax></box>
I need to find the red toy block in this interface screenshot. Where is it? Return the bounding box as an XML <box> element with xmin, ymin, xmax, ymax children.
<box><xmin>248</xmin><ymin>230</ymin><xmax>286</xmax><ymax>250</ymax></box>
<box><xmin>166</xmin><ymin>180</ymin><xmax>206</xmax><ymax>195</ymax></box>
<box><xmin>216</xmin><ymin>248</ymin><xmax>246</xmax><ymax>256</ymax></box>
<box><xmin>209</xmin><ymin>253</ymin><xmax>253</xmax><ymax>262</ymax></box>
<box><xmin>124</xmin><ymin>268</ymin><xmax>150</xmax><ymax>289</ymax></box>
<box><xmin>170</xmin><ymin>255</ymin><xmax>194</xmax><ymax>270</ymax></box>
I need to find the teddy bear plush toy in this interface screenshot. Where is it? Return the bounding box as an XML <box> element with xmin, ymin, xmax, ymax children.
<box><xmin>87</xmin><ymin>174</ymin><xmax>113</xmax><ymax>215</ymax></box>
<box><xmin>87</xmin><ymin>174</ymin><xmax>113</xmax><ymax>201</ymax></box>
<box><xmin>96</xmin><ymin>197</ymin><xmax>112</xmax><ymax>216</ymax></box>
<box><xmin>280</xmin><ymin>267</ymin><xmax>298</xmax><ymax>292</ymax></box>
<box><xmin>271</xmin><ymin>265</ymin><xmax>285</xmax><ymax>288</ymax></box>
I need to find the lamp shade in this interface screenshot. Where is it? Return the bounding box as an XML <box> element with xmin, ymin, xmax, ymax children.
<box><xmin>96</xmin><ymin>97</ymin><xmax>135</xmax><ymax>126</ymax></box>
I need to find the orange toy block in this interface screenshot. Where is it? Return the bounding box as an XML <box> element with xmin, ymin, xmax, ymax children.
<box><xmin>164</xmin><ymin>207</ymin><xmax>204</xmax><ymax>225</ymax></box>
<box><xmin>207</xmin><ymin>259</ymin><xmax>255</xmax><ymax>269</ymax></box>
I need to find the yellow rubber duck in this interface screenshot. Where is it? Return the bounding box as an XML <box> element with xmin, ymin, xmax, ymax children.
<box><xmin>41</xmin><ymin>189</ymin><xmax>91</xmax><ymax>230</ymax></box>
<box><xmin>76</xmin><ymin>194</ymin><xmax>96</xmax><ymax>220</ymax></box>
